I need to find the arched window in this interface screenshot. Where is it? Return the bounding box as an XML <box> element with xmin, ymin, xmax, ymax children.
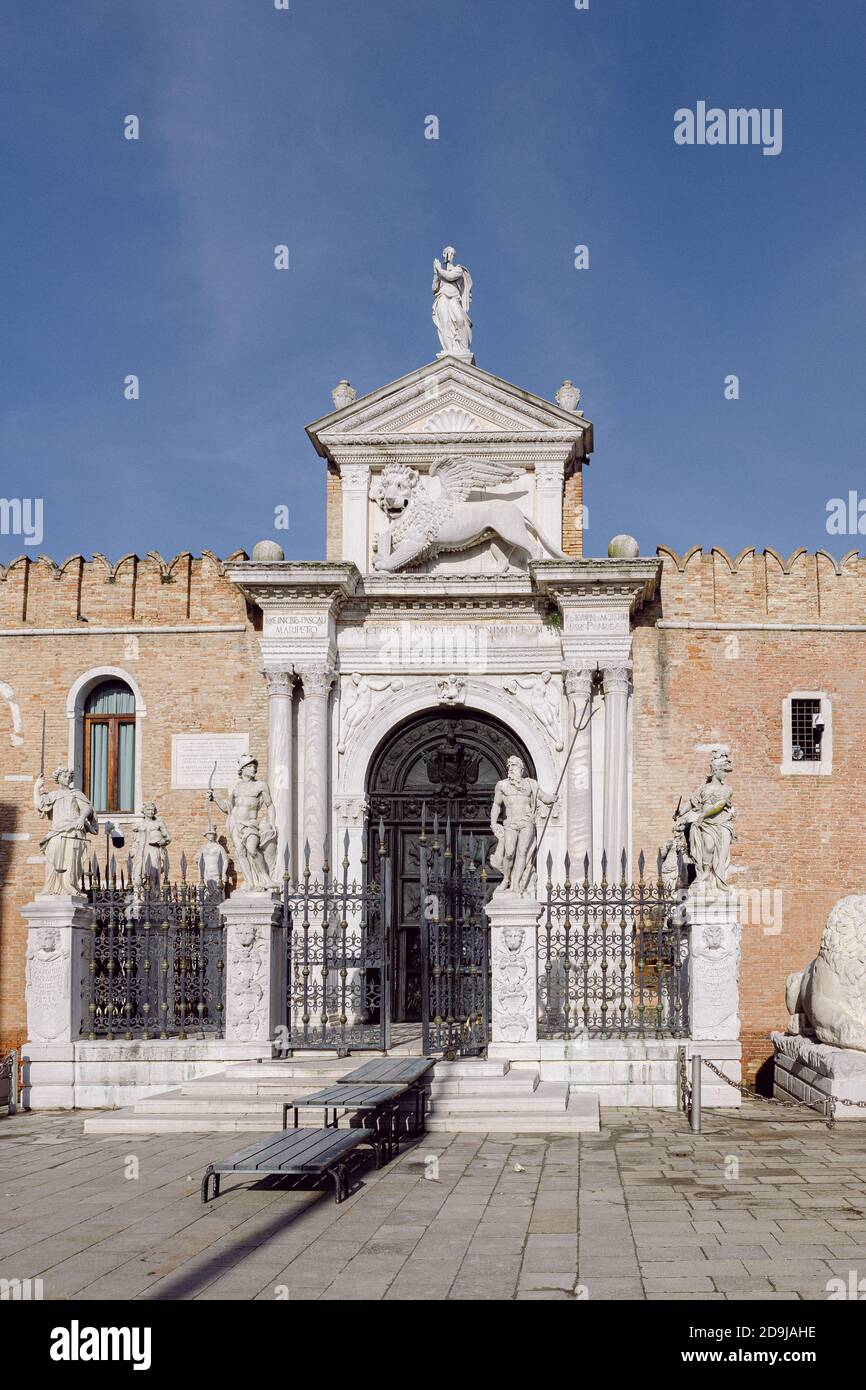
<box><xmin>84</xmin><ymin>680</ymin><xmax>136</xmax><ymax>812</ymax></box>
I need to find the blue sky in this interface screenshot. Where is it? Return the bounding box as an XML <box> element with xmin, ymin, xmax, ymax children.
<box><xmin>1</xmin><ymin>0</ymin><xmax>865</xmax><ymax>564</ymax></box>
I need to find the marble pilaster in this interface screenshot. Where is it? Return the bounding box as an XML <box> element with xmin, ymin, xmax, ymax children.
<box><xmin>564</xmin><ymin>666</ymin><xmax>594</xmax><ymax>876</ymax></box>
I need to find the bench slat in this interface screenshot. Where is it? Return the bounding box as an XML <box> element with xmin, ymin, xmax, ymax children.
<box><xmin>214</xmin><ymin>1127</ymin><xmax>376</xmax><ymax>1177</ymax></box>
<box><xmin>340</xmin><ymin>1058</ymin><xmax>434</xmax><ymax>1085</ymax></box>
<box><xmin>291</xmin><ymin>1083</ymin><xmax>408</xmax><ymax>1108</ymax></box>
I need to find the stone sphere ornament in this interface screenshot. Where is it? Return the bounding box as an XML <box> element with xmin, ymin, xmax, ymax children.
<box><xmin>251</xmin><ymin>539</ymin><xmax>285</xmax><ymax>562</ymax></box>
<box><xmin>607</xmin><ymin>534</ymin><xmax>639</xmax><ymax>559</ymax></box>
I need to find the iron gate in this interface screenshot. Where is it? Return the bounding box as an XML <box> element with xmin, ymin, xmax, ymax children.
<box><xmin>538</xmin><ymin>850</ymin><xmax>689</xmax><ymax>1038</ymax></box>
<box><xmin>418</xmin><ymin>813</ymin><xmax>494</xmax><ymax>1057</ymax></box>
<box><xmin>283</xmin><ymin>830</ymin><xmax>391</xmax><ymax>1050</ymax></box>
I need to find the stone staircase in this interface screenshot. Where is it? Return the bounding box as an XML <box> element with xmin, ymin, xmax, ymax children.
<box><xmin>82</xmin><ymin>1056</ymin><xmax>599</xmax><ymax>1136</ymax></box>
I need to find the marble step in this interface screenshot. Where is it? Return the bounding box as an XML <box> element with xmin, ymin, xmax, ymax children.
<box><xmin>426</xmin><ymin>1094</ymin><xmax>599</xmax><ymax>1134</ymax></box>
<box><xmin>431</xmin><ymin>1082</ymin><xmax>566</xmax><ymax>1114</ymax></box>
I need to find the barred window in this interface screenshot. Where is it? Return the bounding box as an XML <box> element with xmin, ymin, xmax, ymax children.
<box><xmin>790</xmin><ymin>697</ymin><xmax>823</xmax><ymax>763</ymax></box>
<box><xmin>782</xmin><ymin>692</ymin><xmax>831</xmax><ymax>775</ymax></box>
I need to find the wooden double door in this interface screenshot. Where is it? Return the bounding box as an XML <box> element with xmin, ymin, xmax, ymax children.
<box><xmin>366</xmin><ymin>710</ymin><xmax>534</xmax><ymax>1024</ymax></box>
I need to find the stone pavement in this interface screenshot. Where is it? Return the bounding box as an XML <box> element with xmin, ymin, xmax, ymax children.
<box><xmin>1</xmin><ymin>1104</ymin><xmax>865</xmax><ymax>1301</ymax></box>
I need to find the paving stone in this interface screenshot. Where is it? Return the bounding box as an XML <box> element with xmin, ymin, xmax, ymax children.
<box><xmin>2</xmin><ymin>1107</ymin><xmax>865</xmax><ymax>1302</ymax></box>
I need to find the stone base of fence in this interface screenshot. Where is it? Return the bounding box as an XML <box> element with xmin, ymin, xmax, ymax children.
<box><xmin>20</xmin><ymin>1038</ymin><xmax>270</xmax><ymax>1110</ymax></box>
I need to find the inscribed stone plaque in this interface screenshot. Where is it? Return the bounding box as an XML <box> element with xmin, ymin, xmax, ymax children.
<box><xmin>263</xmin><ymin>611</ymin><xmax>329</xmax><ymax>641</ymax></box>
<box><xmin>171</xmin><ymin>734</ymin><xmax>250</xmax><ymax>789</ymax></box>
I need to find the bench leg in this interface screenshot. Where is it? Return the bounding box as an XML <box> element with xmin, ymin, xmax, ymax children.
<box><xmin>328</xmin><ymin>1162</ymin><xmax>347</xmax><ymax>1204</ymax></box>
<box><xmin>201</xmin><ymin>1165</ymin><xmax>214</xmax><ymax>1203</ymax></box>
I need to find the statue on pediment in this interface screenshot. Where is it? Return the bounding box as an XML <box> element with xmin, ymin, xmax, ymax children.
<box><xmin>432</xmin><ymin>247</ymin><xmax>473</xmax><ymax>357</ymax></box>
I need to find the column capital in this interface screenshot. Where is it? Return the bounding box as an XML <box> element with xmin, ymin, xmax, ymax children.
<box><xmin>262</xmin><ymin>668</ymin><xmax>294</xmax><ymax>698</ymax></box>
<box><xmin>602</xmin><ymin>665</ymin><xmax>631</xmax><ymax>696</ymax></box>
<box><xmin>565</xmin><ymin>666</ymin><xmax>596</xmax><ymax>700</ymax></box>
<box><xmin>298</xmin><ymin>663</ymin><xmax>336</xmax><ymax>697</ymax></box>
<box><xmin>340</xmin><ymin>462</ymin><xmax>371</xmax><ymax>491</ymax></box>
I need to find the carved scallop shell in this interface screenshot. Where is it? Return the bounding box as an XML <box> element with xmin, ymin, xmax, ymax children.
<box><xmin>423</xmin><ymin>407</ymin><xmax>479</xmax><ymax>434</ymax></box>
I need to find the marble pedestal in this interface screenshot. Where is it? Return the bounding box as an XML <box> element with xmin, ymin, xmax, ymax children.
<box><xmin>772</xmin><ymin>1032</ymin><xmax>866</xmax><ymax>1118</ymax></box>
<box><xmin>21</xmin><ymin>895</ymin><xmax>93</xmax><ymax>1109</ymax></box>
<box><xmin>219</xmin><ymin>891</ymin><xmax>285</xmax><ymax>1048</ymax></box>
<box><xmin>684</xmin><ymin>887</ymin><xmax>742</xmax><ymax>1103</ymax></box>
<box><xmin>485</xmin><ymin>892</ymin><xmax>543</xmax><ymax>1062</ymax></box>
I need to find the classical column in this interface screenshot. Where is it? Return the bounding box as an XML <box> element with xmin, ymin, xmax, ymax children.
<box><xmin>264</xmin><ymin>669</ymin><xmax>294</xmax><ymax>879</ymax></box>
<box><xmin>299</xmin><ymin>663</ymin><xmax>335</xmax><ymax>880</ymax></box>
<box><xmin>602</xmin><ymin>665</ymin><xmax>630</xmax><ymax>875</ymax></box>
<box><xmin>564</xmin><ymin>667</ymin><xmax>594</xmax><ymax>878</ymax></box>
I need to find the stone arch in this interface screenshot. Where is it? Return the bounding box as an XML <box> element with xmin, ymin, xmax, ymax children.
<box><xmin>65</xmin><ymin>666</ymin><xmax>147</xmax><ymax>816</ymax></box>
<box><xmin>337</xmin><ymin>676</ymin><xmax>558</xmax><ymax>801</ymax></box>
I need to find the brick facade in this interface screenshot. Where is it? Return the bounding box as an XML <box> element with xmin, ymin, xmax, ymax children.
<box><xmin>632</xmin><ymin>545</ymin><xmax>866</xmax><ymax>1082</ymax></box>
<box><xmin>2</xmin><ymin>539</ymin><xmax>860</xmax><ymax>1085</ymax></box>
<box><xmin>0</xmin><ymin>552</ymin><xmax>267</xmax><ymax>1054</ymax></box>
<box><xmin>561</xmin><ymin>463</ymin><xmax>584</xmax><ymax>557</ymax></box>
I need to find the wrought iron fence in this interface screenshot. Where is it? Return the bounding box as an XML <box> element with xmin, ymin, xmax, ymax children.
<box><xmin>418</xmin><ymin>814</ymin><xmax>493</xmax><ymax>1057</ymax></box>
<box><xmin>281</xmin><ymin>830</ymin><xmax>391</xmax><ymax>1051</ymax></box>
<box><xmin>539</xmin><ymin>850</ymin><xmax>688</xmax><ymax>1039</ymax></box>
<box><xmin>83</xmin><ymin>855</ymin><xmax>225</xmax><ymax>1039</ymax></box>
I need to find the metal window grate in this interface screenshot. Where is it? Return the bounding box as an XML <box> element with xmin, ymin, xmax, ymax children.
<box><xmin>791</xmin><ymin>697</ymin><xmax>822</xmax><ymax>762</ymax></box>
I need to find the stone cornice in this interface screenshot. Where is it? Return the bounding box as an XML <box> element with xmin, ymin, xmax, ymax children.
<box><xmin>224</xmin><ymin>561</ymin><xmax>360</xmax><ymax>610</ymax></box>
<box><xmin>531</xmin><ymin>558</ymin><xmax>661</xmax><ymax>612</ymax></box>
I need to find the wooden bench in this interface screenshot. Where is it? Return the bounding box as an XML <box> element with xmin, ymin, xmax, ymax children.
<box><xmin>283</xmin><ymin>1082</ymin><xmax>409</xmax><ymax>1161</ymax></box>
<box><xmin>338</xmin><ymin>1057</ymin><xmax>436</xmax><ymax>1138</ymax></box>
<box><xmin>200</xmin><ymin>1126</ymin><xmax>378</xmax><ymax>1206</ymax></box>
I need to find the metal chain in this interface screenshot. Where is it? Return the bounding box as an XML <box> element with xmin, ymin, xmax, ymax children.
<box><xmin>699</xmin><ymin>1055</ymin><xmax>866</xmax><ymax>1130</ymax></box>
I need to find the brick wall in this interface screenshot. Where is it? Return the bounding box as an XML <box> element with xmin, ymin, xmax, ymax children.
<box><xmin>0</xmin><ymin>552</ymin><xmax>267</xmax><ymax>1050</ymax></box>
<box><xmin>562</xmin><ymin>462</ymin><xmax>584</xmax><ymax>557</ymax></box>
<box><xmin>633</xmin><ymin>545</ymin><xmax>866</xmax><ymax>1082</ymax></box>
<box><xmin>326</xmin><ymin>465</ymin><xmax>342</xmax><ymax>562</ymax></box>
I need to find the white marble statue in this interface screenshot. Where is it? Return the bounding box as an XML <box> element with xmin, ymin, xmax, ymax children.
<box><xmin>490</xmin><ymin>755</ymin><xmax>557</xmax><ymax>899</ymax></box>
<box><xmin>131</xmin><ymin>802</ymin><xmax>171</xmax><ymax>889</ymax></box>
<box><xmin>338</xmin><ymin>673</ymin><xmax>404</xmax><ymax>754</ymax></box>
<box><xmin>503</xmin><ymin>672</ymin><xmax>564</xmax><ymax>751</ymax></box>
<box><xmin>673</xmin><ymin>749</ymin><xmax>736</xmax><ymax>891</ymax></box>
<box><xmin>33</xmin><ymin>767</ymin><xmax>98</xmax><ymax>896</ymax></box>
<box><xmin>371</xmin><ymin>459</ymin><xmax>567</xmax><ymax>574</ymax></box>
<box><xmin>786</xmin><ymin>895</ymin><xmax>866</xmax><ymax>1053</ymax></box>
<box><xmin>196</xmin><ymin>830</ymin><xmax>229</xmax><ymax>893</ymax></box>
<box><xmin>209</xmin><ymin>755</ymin><xmax>277</xmax><ymax>892</ymax></box>
<box><xmin>432</xmin><ymin>247</ymin><xmax>472</xmax><ymax>357</ymax></box>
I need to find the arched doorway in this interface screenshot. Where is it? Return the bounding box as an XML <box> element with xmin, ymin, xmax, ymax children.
<box><xmin>366</xmin><ymin>708</ymin><xmax>535</xmax><ymax>1024</ymax></box>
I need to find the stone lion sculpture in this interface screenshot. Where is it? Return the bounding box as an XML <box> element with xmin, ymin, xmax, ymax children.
<box><xmin>370</xmin><ymin>458</ymin><xmax>567</xmax><ymax>574</ymax></box>
<box><xmin>785</xmin><ymin>895</ymin><xmax>866</xmax><ymax>1052</ymax></box>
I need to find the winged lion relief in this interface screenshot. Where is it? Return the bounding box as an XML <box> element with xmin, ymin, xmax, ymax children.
<box><xmin>369</xmin><ymin>457</ymin><xmax>567</xmax><ymax>574</ymax></box>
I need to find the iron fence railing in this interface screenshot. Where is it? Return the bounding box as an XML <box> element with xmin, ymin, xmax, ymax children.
<box><xmin>83</xmin><ymin>855</ymin><xmax>225</xmax><ymax>1039</ymax></box>
<box><xmin>539</xmin><ymin>850</ymin><xmax>689</xmax><ymax>1039</ymax></box>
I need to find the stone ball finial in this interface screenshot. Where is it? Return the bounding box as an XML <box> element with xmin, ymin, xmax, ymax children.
<box><xmin>251</xmin><ymin>539</ymin><xmax>285</xmax><ymax>562</ymax></box>
<box><xmin>555</xmin><ymin>379</ymin><xmax>582</xmax><ymax>413</ymax></box>
<box><xmin>331</xmin><ymin>379</ymin><xmax>357</xmax><ymax>410</ymax></box>
<box><xmin>607</xmin><ymin>534</ymin><xmax>639</xmax><ymax>560</ymax></box>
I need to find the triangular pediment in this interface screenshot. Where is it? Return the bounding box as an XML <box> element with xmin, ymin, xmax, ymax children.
<box><xmin>306</xmin><ymin>357</ymin><xmax>593</xmax><ymax>458</ymax></box>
